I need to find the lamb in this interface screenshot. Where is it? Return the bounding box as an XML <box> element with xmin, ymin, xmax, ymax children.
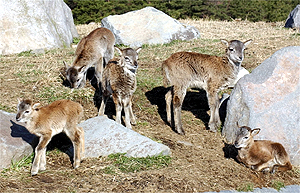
<box><xmin>98</xmin><ymin>46</ymin><xmax>142</xmax><ymax>129</ymax></box>
<box><xmin>234</xmin><ymin>125</ymin><xmax>292</xmax><ymax>173</ymax></box>
<box><xmin>16</xmin><ymin>99</ymin><xmax>84</xmax><ymax>176</ymax></box>
<box><xmin>162</xmin><ymin>39</ymin><xmax>252</xmax><ymax>134</ymax></box>
<box><xmin>65</xmin><ymin>27</ymin><xmax>115</xmax><ymax>88</ymax></box>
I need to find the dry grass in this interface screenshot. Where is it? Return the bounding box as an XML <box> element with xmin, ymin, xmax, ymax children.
<box><xmin>0</xmin><ymin>19</ymin><xmax>299</xmax><ymax>192</ymax></box>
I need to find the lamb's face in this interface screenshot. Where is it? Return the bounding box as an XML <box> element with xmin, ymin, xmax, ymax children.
<box><xmin>16</xmin><ymin>99</ymin><xmax>34</xmax><ymax>123</ymax></box>
<box><xmin>234</xmin><ymin>126</ymin><xmax>252</xmax><ymax>148</ymax></box>
<box><xmin>66</xmin><ymin>67</ymin><xmax>86</xmax><ymax>88</ymax></box>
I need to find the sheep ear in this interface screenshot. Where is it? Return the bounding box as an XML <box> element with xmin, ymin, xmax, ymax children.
<box><xmin>114</xmin><ymin>46</ymin><xmax>122</xmax><ymax>56</ymax></box>
<box><xmin>78</xmin><ymin>65</ymin><xmax>87</xmax><ymax>73</ymax></box>
<box><xmin>251</xmin><ymin>128</ymin><xmax>260</xmax><ymax>136</ymax></box>
<box><xmin>136</xmin><ymin>47</ymin><xmax>142</xmax><ymax>54</ymax></box>
<box><xmin>244</xmin><ymin>39</ymin><xmax>253</xmax><ymax>48</ymax></box>
<box><xmin>63</xmin><ymin>61</ymin><xmax>70</xmax><ymax>69</ymax></box>
<box><xmin>220</xmin><ymin>39</ymin><xmax>229</xmax><ymax>47</ymax></box>
<box><xmin>17</xmin><ymin>98</ymin><xmax>22</xmax><ymax>104</ymax></box>
<box><xmin>32</xmin><ymin>103</ymin><xmax>41</xmax><ymax>110</ymax></box>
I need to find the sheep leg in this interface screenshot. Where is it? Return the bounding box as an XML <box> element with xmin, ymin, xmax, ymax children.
<box><xmin>129</xmin><ymin>100</ymin><xmax>136</xmax><ymax>125</ymax></box>
<box><xmin>66</xmin><ymin>126</ymin><xmax>83</xmax><ymax>169</ymax></box>
<box><xmin>173</xmin><ymin>86</ymin><xmax>186</xmax><ymax>135</ymax></box>
<box><xmin>165</xmin><ymin>89</ymin><xmax>172</xmax><ymax>124</ymax></box>
<box><xmin>123</xmin><ymin>98</ymin><xmax>132</xmax><ymax>129</ymax></box>
<box><xmin>95</xmin><ymin>57</ymin><xmax>104</xmax><ymax>86</ymax></box>
<box><xmin>32</xmin><ymin>134</ymin><xmax>51</xmax><ymax>176</ymax></box>
<box><xmin>98</xmin><ymin>94</ymin><xmax>109</xmax><ymax>116</ymax></box>
<box><xmin>207</xmin><ymin>91</ymin><xmax>221</xmax><ymax>132</ymax></box>
<box><xmin>113</xmin><ymin>94</ymin><xmax>122</xmax><ymax>125</ymax></box>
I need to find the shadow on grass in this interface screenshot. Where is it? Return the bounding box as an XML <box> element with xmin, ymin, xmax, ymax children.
<box><xmin>145</xmin><ymin>86</ymin><xmax>212</xmax><ymax>132</ymax></box>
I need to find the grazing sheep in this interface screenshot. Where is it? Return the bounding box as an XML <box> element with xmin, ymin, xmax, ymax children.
<box><xmin>65</xmin><ymin>27</ymin><xmax>115</xmax><ymax>88</ymax></box>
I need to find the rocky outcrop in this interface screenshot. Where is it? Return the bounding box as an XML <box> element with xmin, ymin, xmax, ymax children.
<box><xmin>222</xmin><ymin>46</ymin><xmax>300</xmax><ymax>166</ymax></box>
<box><xmin>101</xmin><ymin>7</ymin><xmax>200</xmax><ymax>47</ymax></box>
<box><xmin>0</xmin><ymin>0</ymin><xmax>78</xmax><ymax>55</ymax></box>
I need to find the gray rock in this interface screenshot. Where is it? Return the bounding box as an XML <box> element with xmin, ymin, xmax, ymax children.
<box><xmin>222</xmin><ymin>46</ymin><xmax>300</xmax><ymax>166</ymax></box>
<box><xmin>253</xmin><ymin>187</ymin><xmax>278</xmax><ymax>193</ymax></box>
<box><xmin>80</xmin><ymin>116</ymin><xmax>171</xmax><ymax>158</ymax></box>
<box><xmin>279</xmin><ymin>185</ymin><xmax>300</xmax><ymax>193</ymax></box>
<box><xmin>0</xmin><ymin>0</ymin><xmax>78</xmax><ymax>55</ymax></box>
<box><xmin>0</xmin><ymin>110</ymin><xmax>36</xmax><ymax>170</ymax></box>
<box><xmin>285</xmin><ymin>5</ymin><xmax>300</xmax><ymax>30</ymax></box>
<box><xmin>101</xmin><ymin>6</ymin><xmax>200</xmax><ymax>47</ymax></box>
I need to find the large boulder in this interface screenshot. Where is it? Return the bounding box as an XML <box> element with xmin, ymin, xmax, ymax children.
<box><xmin>0</xmin><ymin>111</ymin><xmax>170</xmax><ymax>170</ymax></box>
<box><xmin>222</xmin><ymin>46</ymin><xmax>300</xmax><ymax>166</ymax></box>
<box><xmin>0</xmin><ymin>0</ymin><xmax>78</xmax><ymax>55</ymax></box>
<box><xmin>285</xmin><ymin>5</ymin><xmax>300</xmax><ymax>30</ymax></box>
<box><xmin>80</xmin><ymin>116</ymin><xmax>171</xmax><ymax>158</ymax></box>
<box><xmin>0</xmin><ymin>110</ymin><xmax>36</xmax><ymax>170</ymax></box>
<box><xmin>101</xmin><ymin>6</ymin><xmax>200</xmax><ymax>47</ymax></box>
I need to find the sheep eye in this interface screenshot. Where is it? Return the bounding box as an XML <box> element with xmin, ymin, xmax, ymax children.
<box><xmin>244</xmin><ymin>136</ymin><xmax>248</xmax><ymax>139</ymax></box>
<box><xmin>25</xmin><ymin>111</ymin><xmax>30</xmax><ymax>114</ymax></box>
<box><xmin>229</xmin><ymin>48</ymin><xmax>234</xmax><ymax>52</ymax></box>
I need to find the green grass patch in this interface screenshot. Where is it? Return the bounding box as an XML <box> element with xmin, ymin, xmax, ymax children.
<box><xmin>37</xmin><ymin>86</ymin><xmax>93</xmax><ymax>103</ymax></box>
<box><xmin>0</xmin><ymin>104</ymin><xmax>14</xmax><ymax>112</ymax></box>
<box><xmin>103</xmin><ymin>153</ymin><xmax>171</xmax><ymax>174</ymax></box>
<box><xmin>1</xmin><ymin>153</ymin><xmax>34</xmax><ymax>174</ymax></box>
<box><xmin>271</xmin><ymin>180</ymin><xmax>285</xmax><ymax>191</ymax></box>
<box><xmin>237</xmin><ymin>182</ymin><xmax>254</xmax><ymax>192</ymax></box>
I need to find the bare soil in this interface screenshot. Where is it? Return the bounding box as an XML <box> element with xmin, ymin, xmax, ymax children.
<box><xmin>0</xmin><ymin>19</ymin><xmax>299</xmax><ymax>192</ymax></box>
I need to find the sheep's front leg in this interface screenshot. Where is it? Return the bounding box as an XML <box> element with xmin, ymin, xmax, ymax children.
<box><xmin>165</xmin><ymin>89</ymin><xmax>172</xmax><ymax>124</ymax></box>
<box><xmin>95</xmin><ymin>58</ymin><xmax>104</xmax><ymax>86</ymax></box>
<box><xmin>129</xmin><ymin>100</ymin><xmax>136</xmax><ymax>125</ymax></box>
<box><xmin>98</xmin><ymin>94</ymin><xmax>109</xmax><ymax>116</ymax></box>
<box><xmin>113</xmin><ymin>94</ymin><xmax>122</xmax><ymax>125</ymax></box>
<box><xmin>32</xmin><ymin>134</ymin><xmax>51</xmax><ymax>176</ymax></box>
<box><xmin>207</xmin><ymin>91</ymin><xmax>221</xmax><ymax>132</ymax></box>
<box><xmin>123</xmin><ymin>98</ymin><xmax>132</xmax><ymax>129</ymax></box>
<box><xmin>173</xmin><ymin>86</ymin><xmax>186</xmax><ymax>135</ymax></box>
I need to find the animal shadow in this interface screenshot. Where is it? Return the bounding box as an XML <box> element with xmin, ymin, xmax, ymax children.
<box><xmin>222</xmin><ymin>142</ymin><xmax>239</xmax><ymax>162</ymax></box>
<box><xmin>145</xmin><ymin>86</ymin><xmax>211</xmax><ymax>131</ymax></box>
<box><xmin>10</xmin><ymin>120</ymin><xmax>38</xmax><ymax>149</ymax></box>
<box><xmin>10</xmin><ymin>120</ymin><xmax>77</xmax><ymax>165</ymax></box>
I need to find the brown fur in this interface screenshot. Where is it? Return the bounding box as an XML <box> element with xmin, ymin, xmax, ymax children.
<box><xmin>234</xmin><ymin>126</ymin><xmax>292</xmax><ymax>173</ymax></box>
<box><xmin>65</xmin><ymin>27</ymin><xmax>115</xmax><ymax>88</ymax></box>
<box><xmin>162</xmin><ymin>39</ymin><xmax>252</xmax><ymax>134</ymax></box>
<box><xmin>98</xmin><ymin>47</ymin><xmax>142</xmax><ymax>129</ymax></box>
<box><xmin>16</xmin><ymin>99</ymin><xmax>84</xmax><ymax>175</ymax></box>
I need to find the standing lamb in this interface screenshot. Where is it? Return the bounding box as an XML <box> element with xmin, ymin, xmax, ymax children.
<box><xmin>16</xmin><ymin>99</ymin><xmax>84</xmax><ymax>176</ymax></box>
<box><xmin>234</xmin><ymin>125</ymin><xmax>292</xmax><ymax>173</ymax></box>
<box><xmin>65</xmin><ymin>27</ymin><xmax>115</xmax><ymax>88</ymax></box>
<box><xmin>98</xmin><ymin>46</ymin><xmax>142</xmax><ymax>129</ymax></box>
<box><xmin>162</xmin><ymin>39</ymin><xmax>252</xmax><ymax>134</ymax></box>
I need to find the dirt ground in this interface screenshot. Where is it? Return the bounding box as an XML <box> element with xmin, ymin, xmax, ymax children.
<box><xmin>0</xmin><ymin>19</ymin><xmax>299</xmax><ymax>192</ymax></box>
